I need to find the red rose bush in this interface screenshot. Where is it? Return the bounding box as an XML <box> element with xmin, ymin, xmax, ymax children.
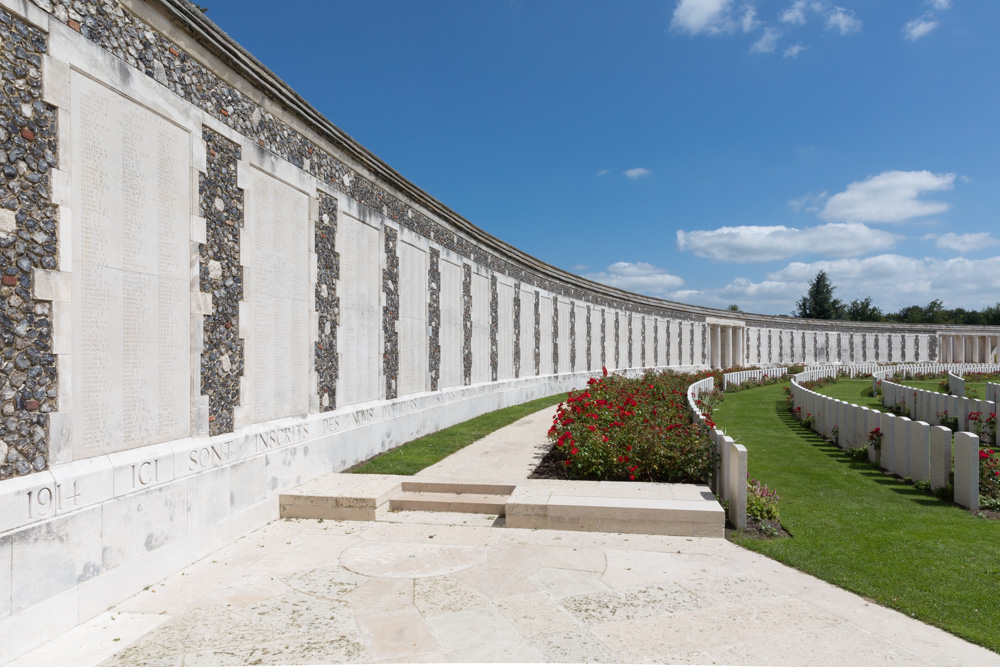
<box><xmin>547</xmin><ymin>368</ymin><xmax>717</xmax><ymax>483</ymax></box>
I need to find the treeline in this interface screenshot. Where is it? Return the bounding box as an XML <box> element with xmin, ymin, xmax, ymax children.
<box><xmin>794</xmin><ymin>271</ymin><xmax>1000</xmax><ymax>325</ymax></box>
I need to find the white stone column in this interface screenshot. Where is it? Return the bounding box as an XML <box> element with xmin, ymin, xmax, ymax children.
<box><xmin>958</xmin><ymin>336</ymin><xmax>966</xmax><ymax>364</ymax></box>
<box><xmin>722</xmin><ymin>326</ymin><xmax>732</xmax><ymax>369</ymax></box>
<box><xmin>711</xmin><ymin>325</ymin><xmax>721</xmax><ymax>369</ymax></box>
<box><xmin>734</xmin><ymin>327</ymin><xmax>744</xmax><ymax>366</ymax></box>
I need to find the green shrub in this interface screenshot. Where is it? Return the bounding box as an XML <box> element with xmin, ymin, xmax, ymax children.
<box><xmin>548</xmin><ymin>369</ymin><xmax>717</xmax><ymax>483</ymax></box>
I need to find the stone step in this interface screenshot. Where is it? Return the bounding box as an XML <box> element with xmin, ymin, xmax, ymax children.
<box><xmin>400</xmin><ymin>480</ymin><xmax>516</xmax><ymax>496</ymax></box>
<box><xmin>390</xmin><ymin>491</ymin><xmax>509</xmax><ymax>515</ymax></box>
<box><xmin>505</xmin><ymin>484</ymin><xmax>725</xmax><ymax>538</ymax></box>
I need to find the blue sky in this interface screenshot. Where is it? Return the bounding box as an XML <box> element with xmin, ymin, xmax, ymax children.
<box><xmin>204</xmin><ymin>0</ymin><xmax>1000</xmax><ymax>315</ymax></box>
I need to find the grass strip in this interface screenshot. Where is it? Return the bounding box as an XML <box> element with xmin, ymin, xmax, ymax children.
<box><xmin>349</xmin><ymin>392</ymin><xmax>566</xmax><ymax>475</ymax></box>
<box><xmin>714</xmin><ymin>382</ymin><xmax>1000</xmax><ymax>653</ymax></box>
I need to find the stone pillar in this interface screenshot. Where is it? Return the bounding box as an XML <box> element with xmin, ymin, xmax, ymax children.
<box><xmin>711</xmin><ymin>325</ymin><xmax>721</xmax><ymax>369</ymax></box>
<box><xmin>722</xmin><ymin>326</ymin><xmax>732</xmax><ymax>369</ymax></box>
<box><xmin>732</xmin><ymin>327</ymin><xmax>742</xmax><ymax>367</ymax></box>
<box><xmin>958</xmin><ymin>336</ymin><xmax>966</xmax><ymax>364</ymax></box>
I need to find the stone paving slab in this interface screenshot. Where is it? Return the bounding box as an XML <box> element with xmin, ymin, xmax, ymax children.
<box><xmin>13</xmin><ymin>514</ymin><xmax>998</xmax><ymax>666</ymax></box>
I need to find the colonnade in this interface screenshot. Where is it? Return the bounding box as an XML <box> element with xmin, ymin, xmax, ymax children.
<box><xmin>939</xmin><ymin>334</ymin><xmax>1000</xmax><ymax>363</ymax></box>
<box><xmin>709</xmin><ymin>322</ymin><xmax>745</xmax><ymax>370</ymax></box>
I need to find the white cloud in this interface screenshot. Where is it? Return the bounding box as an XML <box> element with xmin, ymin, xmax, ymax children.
<box><xmin>740</xmin><ymin>5</ymin><xmax>758</xmax><ymax>32</ymax></box>
<box><xmin>928</xmin><ymin>0</ymin><xmax>951</xmax><ymax>10</ymax></box>
<box><xmin>751</xmin><ymin>27</ymin><xmax>781</xmax><ymax>54</ymax></box>
<box><xmin>671</xmin><ymin>0</ymin><xmax>734</xmax><ymax>35</ymax></box>
<box><xmin>903</xmin><ymin>15</ymin><xmax>939</xmax><ymax>41</ymax></box>
<box><xmin>826</xmin><ymin>6</ymin><xmax>861</xmax><ymax>35</ymax></box>
<box><xmin>623</xmin><ymin>167</ymin><xmax>652</xmax><ymax>179</ymax></box>
<box><xmin>584</xmin><ymin>262</ymin><xmax>685</xmax><ymax>298</ymax></box>
<box><xmin>783</xmin><ymin>43</ymin><xmax>807</xmax><ymax>58</ymax></box>
<box><xmin>675</xmin><ymin>222</ymin><xmax>899</xmax><ymax>262</ymax></box>
<box><xmin>674</xmin><ymin>255</ymin><xmax>1000</xmax><ymax>314</ymax></box>
<box><xmin>923</xmin><ymin>232</ymin><xmax>1000</xmax><ymax>253</ymax></box>
<box><xmin>780</xmin><ymin>1</ymin><xmax>823</xmax><ymax>26</ymax></box>
<box><xmin>788</xmin><ymin>191</ymin><xmax>827</xmax><ymax>212</ymax></box>
<box><xmin>820</xmin><ymin>170</ymin><xmax>956</xmax><ymax>223</ymax></box>
<box><xmin>596</xmin><ymin>169</ymin><xmax>610</xmax><ymax>177</ymax></box>
<box><xmin>570</xmin><ymin>263</ymin><xmax>590</xmax><ymax>272</ymax></box>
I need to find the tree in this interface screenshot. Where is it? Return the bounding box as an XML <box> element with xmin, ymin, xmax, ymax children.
<box><xmin>845</xmin><ymin>297</ymin><xmax>883</xmax><ymax>322</ymax></box>
<box><xmin>727</xmin><ymin>304</ymin><xmax>741</xmax><ymax>312</ymax></box>
<box><xmin>794</xmin><ymin>271</ymin><xmax>844</xmax><ymax>320</ymax></box>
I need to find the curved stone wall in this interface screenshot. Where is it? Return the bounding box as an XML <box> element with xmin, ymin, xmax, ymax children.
<box><xmin>3</xmin><ymin>0</ymin><xmax>1000</xmax><ymax>658</ymax></box>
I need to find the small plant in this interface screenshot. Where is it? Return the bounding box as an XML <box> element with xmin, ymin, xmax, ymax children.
<box><xmin>937</xmin><ymin>410</ymin><xmax>958</xmax><ymax>432</ymax></box>
<box><xmin>979</xmin><ymin>449</ymin><xmax>1000</xmax><ymax>501</ymax></box>
<box><xmin>986</xmin><ymin>412</ymin><xmax>998</xmax><ymax>443</ymax></box>
<box><xmin>801</xmin><ymin>412</ymin><xmax>814</xmax><ymax>430</ymax></box>
<box><xmin>867</xmin><ymin>427</ymin><xmax>883</xmax><ymax>453</ymax></box>
<box><xmin>746</xmin><ymin>476</ymin><xmax>781</xmax><ymax>537</ymax></box>
<box><xmin>831</xmin><ymin>425</ymin><xmax>840</xmax><ymax>443</ymax></box>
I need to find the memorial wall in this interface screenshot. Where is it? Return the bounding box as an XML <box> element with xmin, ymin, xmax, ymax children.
<box><xmin>1</xmin><ymin>0</ymin><xmax>1000</xmax><ymax>660</ymax></box>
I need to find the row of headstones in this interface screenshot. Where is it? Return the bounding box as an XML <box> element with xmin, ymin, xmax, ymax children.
<box><xmin>722</xmin><ymin>367</ymin><xmax>789</xmax><ymax>390</ymax></box>
<box><xmin>685</xmin><ymin>376</ymin><xmax>749</xmax><ymax>529</ymax></box>
<box><xmin>792</xmin><ymin>374</ymin><xmax>981</xmax><ymax>511</ymax></box>
<box><xmin>880</xmin><ymin>378</ymin><xmax>996</xmax><ymax>431</ymax></box>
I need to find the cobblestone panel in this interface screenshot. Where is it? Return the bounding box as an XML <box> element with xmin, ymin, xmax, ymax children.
<box><xmin>200</xmin><ymin>128</ymin><xmax>244</xmax><ymax>436</ymax></box>
<box><xmin>0</xmin><ymin>13</ymin><xmax>57</xmax><ymax>479</ymax></box>
<box><xmin>315</xmin><ymin>193</ymin><xmax>340</xmax><ymax>410</ymax></box>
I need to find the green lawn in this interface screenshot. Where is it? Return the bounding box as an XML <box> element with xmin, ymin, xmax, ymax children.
<box><xmin>349</xmin><ymin>392</ymin><xmax>566</xmax><ymax>475</ymax></box>
<box><xmin>714</xmin><ymin>382</ymin><xmax>1000</xmax><ymax>653</ymax></box>
<box><xmin>812</xmin><ymin>378</ymin><xmax>883</xmax><ymax>410</ymax></box>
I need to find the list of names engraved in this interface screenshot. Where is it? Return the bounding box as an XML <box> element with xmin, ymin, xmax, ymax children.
<box><xmin>71</xmin><ymin>73</ymin><xmax>191</xmax><ymax>456</ymax></box>
<box><xmin>246</xmin><ymin>168</ymin><xmax>310</xmax><ymax>422</ymax></box>
<box><xmin>338</xmin><ymin>215</ymin><xmax>380</xmax><ymax>405</ymax></box>
<box><xmin>398</xmin><ymin>242</ymin><xmax>427</xmax><ymax>396</ymax></box>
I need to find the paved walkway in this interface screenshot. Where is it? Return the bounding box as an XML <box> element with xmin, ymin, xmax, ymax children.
<box><xmin>12</xmin><ymin>408</ymin><xmax>1000</xmax><ymax>666</ymax></box>
<box><xmin>415</xmin><ymin>405</ymin><xmax>554</xmax><ymax>479</ymax></box>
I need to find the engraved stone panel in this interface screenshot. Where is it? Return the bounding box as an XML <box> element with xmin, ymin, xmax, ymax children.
<box><xmin>338</xmin><ymin>215</ymin><xmax>381</xmax><ymax>405</ymax></box>
<box><xmin>471</xmin><ymin>273</ymin><xmax>490</xmax><ymax>384</ymax></box>
<box><xmin>618</xmin><ymin>313</ymin><xmax>628</xmax><ymax>369</ymax></box>
<box><xmin>644</xmin><ymin>317</ymin><xmax>654</xmax><ymax>368</ymax></box>
<box><xmin>497</xmin><ymin>282</ymin><xmax>514</xmax><ymax>380</ymax></box>
<box><xmin>604</xmin><ymin>311</ymin><xmax>616</xmax><ymax>369</ymax></box>
<box><xmin>245</xmin><ymin>167</ymin><xmax>310</xmax><ymax>422</ymax></box>
<box><xmin>71</xmin><ymin>73</ymin><xmax>190</xmax><ymax>457</ymax></box>
<box><xmin>519</xmin><ymin>287</ymin><xmax>534</xmax><ymax>377</ymax></box>
<box><xmin>440</xmin><ymin>259</ymin><xmax>463</xmax><ymax>389</ymax></box>
<box><xmin>590</xmin><ymin>307</ymin><xmax>601</xmax><ymax>371</ymax></box>
<box><xmin>398</xmin><ymin>242</ymin><xmax>428</xmax><ymax>396</ymax></box>
<box><xmin>574</xmin><ymin>303</ymin><xmax>587</xmax><ymax>372</ymax></box>
<box><xmin>539</xmin><ymin>296</ymin><xmax>553</xmax><ymax>375</ymax></box>
<box><xmin>557</xmin><ymin>300</ymin><xmax>571</xmax><ymax>373</ymax></box>
<box><xmin>656</xmin><ymin>320</ymin><xmax>672</xmax><ymax>366</ymax></box>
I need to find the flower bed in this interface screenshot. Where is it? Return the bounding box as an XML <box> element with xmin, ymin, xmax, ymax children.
<box><xmin>546</xmin><ymin>367</ymin><xmax>717</xmax><ymax>483</ymax></box>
